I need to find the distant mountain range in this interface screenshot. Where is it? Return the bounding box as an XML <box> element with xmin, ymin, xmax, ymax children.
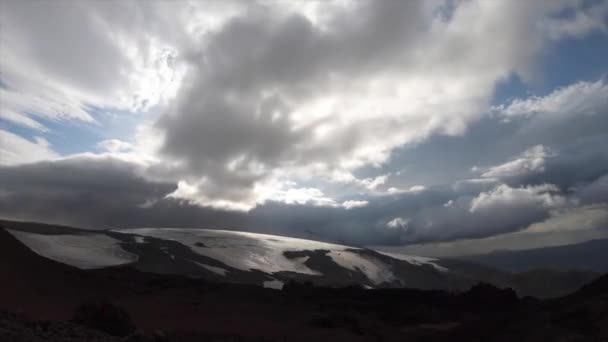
<box><xmin>0</xmin><ymin>219</ymin><xmax>600</xmax><ymax>298</ymax></box>
<box><xmin>458</xmin><ymin>238</ymin><xmax>608</xmax><ymax>273</ymax></box>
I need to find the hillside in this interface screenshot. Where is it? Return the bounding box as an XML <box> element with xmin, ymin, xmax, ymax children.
<box><xmin>1</xmin><ymin>219</ymin><xmax>598</xmax><ymax>298</ymax></box>
<box><xmin>2</xmin><ymin>223</ymin><xmax>608</xmax><ymax>340</ymax></box>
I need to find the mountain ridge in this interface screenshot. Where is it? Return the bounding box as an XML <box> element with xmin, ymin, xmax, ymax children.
<box><xmin>0</xmin><ymin>219</ymin><xmax>599</xmax><ymax>298</ymax></box>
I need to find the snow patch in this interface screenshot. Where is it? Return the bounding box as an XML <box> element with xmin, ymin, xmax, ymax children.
<box><xmin>192</xmin><ymin>261</ymin><xmax>228</xmax><ymax>276</ymax></box>
<box><xmin>377</xmin><ymin>251</ymin><xmax>448</xmax><ymax>272</ymax></box>
<box><xmin>8</xmin><ymin>230</ymin><xmax>138</xmax><ymax>269</ymax></box>
<box><xmin>328</xmin><ymin>250</ymin><xmax>396</xmax><ymax>285</ymax></box>
<box><xmin>117</xmin><ymin>228</ymin><xmax>348</xmax><ymax>275</ymax></box>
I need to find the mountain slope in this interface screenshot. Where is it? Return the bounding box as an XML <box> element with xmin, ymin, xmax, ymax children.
<box><xmin>3</xmin><ymin>222</ymin><xmax>463</xmax><ymax>290</ymax></box>
<box><xmin>2</xmin><ymin>219</ymin><xmax>608</xmax><ymax>341</ymax></box>
<box><xmin>1</xmin><ymin>219</ymin><xmax>598</xmax><ymax>298</ymax></box>
<box><xmin>0</xmin><ymin>226</ymin><xmax>88</xmax><ymax>318</ymax></box>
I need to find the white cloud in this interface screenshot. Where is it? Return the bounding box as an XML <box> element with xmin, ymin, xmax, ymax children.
<box><xmin>266</xmin><ymin>187</ymin><xmax>338</xmax><ymax>207</ymax></box>
<box><xmin>97</xmin><ymin>139</ymin><xmax>134</xmax><ymax>153</ymax></box>
<box><xmin>166</xmin><ymin>179</ymin><xmax>345</xmax><ymax>211</ymax></box>
<box><xmin>0</xmin><ymin>129</ymin><xmax>58</xmax><ymax>165</ymax></box>
<box><xmin>470</xmin><ymin>183</ymin><xmax>566</xmax><ymax>213</ymax></box>
<box><xmin>342</xmin><ymin>200</ymin><xmax>369</xmax><ymax>210</ymax></box>
<box><xmin>386</xmin><ymin>217</ymin><xmax>409</xmax><ymax>230</ymax></box>
<box><xmin>387</xmin><ymin>185</ymin><xmax>426</xmax><ymax>194</ymax></box>
<box><xmin>165</xmin><ymin>180</ymin><xmax>255</xmax><ymax>212</ymax></box>
<box><xmin>493</xmin><ymin>79</ymin><xmax>608</xmax><ymax>119</ymax></box>
<box><xmin>481</xmin><ymin>145</ymin><xmax>554</xmax><ymax>179</ymax></box>
<box><xmin>0</xmin><ymin>108</ymin><xmax>48</xmax><ymax>132</ymax></box>
<box><xmin>0</xmin><ymin>1</ymin><xmax>195</xmax><ymax>131</ymax></box>
<box><xmin>540</xmin><ymin>0</ymin><xmax>608</xmax><ymax>39</ymax></box>
<box><xmin>360</xmin><ymin>175</ymin><xmax>389</xmax><ymax>191</ymax></box>
<box><xmin>329</xmin><ymin>171</ymin><xmax>389</xmax><ymax>191</ymax></box>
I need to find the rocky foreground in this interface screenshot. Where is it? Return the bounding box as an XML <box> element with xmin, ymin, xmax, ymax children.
<box><xmin>2</xmin><ymin>279</ymin><xmax>608</xmax><ymax>342</ymax></box>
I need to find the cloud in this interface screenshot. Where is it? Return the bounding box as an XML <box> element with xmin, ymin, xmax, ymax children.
<box><xmin>373</xmin><ymin>204</ymin><xmax>608</xmax><ymax>257</ymax></box>
<box><xmin>97</xmin><ymin>139</ymin><xmax>134</xmax><ymax>153</ymax></box>
<box><xmin>493</xmin><ymin>79</ymin><xmax>608</xmax><ymax>119</ymax></box>
<box><xmin>2</xmin><ymin>0</ymin><xmax>605</xmax><ymax>212</ymax></box>
<box><xmin>254</xmin><ymin>181</ymin><xmax>580</xmax><ymax>246</ymax></box>
<box><xmin>465</xmin><ymin>78</ymin><xmax>608</xmax><ymax>189</ymax></box>
<box><xmin>0</xmin><ymin>108</ymin><xmax>48</xmax><ymax>132</ymax></box>
<box><xmin>475</xmin><ymin>137</ymin><xmax>608</xmax><ymax>190</ymax></box>
<box><xmin>469</xmin><ymin>184</ymin><xmax>565</xmax><ymax>213</ymax></box>
<box><xmin>374</xmin><ymin>183</ymin><xmax>569</xmax><ymax>244</ymax></box>
<box><xmin>2</xmin><ymin>69</ymin><xmax>606</xmax><ymax>245</ymax></box>
<box><xmin>577</xmin><ymin>174</ymin><xmax>608</xmax><ymax>205</ymax></box>
<box><xmin>0</xmin><ymin>155</ymin><xmax>604</xmax><ymax>248</ymax></box>
<box><xmin>0</xmin><ymin>0</ymin><xmax>193</xmax><ymax>131</ymax></box>
<box><xmin>342</xmin><ymin>200</ymin><xmax>369</xmax><ymax>210</ymax></box>
<box><xmin>526</xmin><ymin>204</ymin><xmax>608</xmax><ymax>234</ymax></box>
<box><xmin>0</xmin><ymin>129</ymin><xmax>58</xmax><ymax>165</ymax></box>
<box><xmin>0</xmin><ymin>155</ymin><xmax>176</xmax><ymax>228</ymax></box>
<box><xmin>480</xmin><ymin>145</ymin><xmax>553</xmax><ymax>180</ymax></box>
<box><xmin>154</xmin><ymin>0</ymin><xmax>591</xmax><ymax>209</ymax></box>
<box><xmin>388</xmin><ymin>185</ymin><xmax>427</xmax><ymax>194</ymax></box>
<box><xmin>540</xmin><ymin>0</ymin><xmax>608</xmax><ymax>39</ymax></box>
<box><xmin>386</xmin><ymin>217</ymin><xmax>409</xmax><ymax>230</ymax></box>
<box><xmin>265</xmin><ymin>187</ymin><xmax>338</xmax><ymax>207</ymax></box>
<box><xmin>359</xmin><ymin>175</ymin><xmax>389</xmax><ymax>191</ymax></box>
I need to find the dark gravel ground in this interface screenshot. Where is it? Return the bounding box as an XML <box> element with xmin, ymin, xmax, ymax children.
<box><xmin>0</xmin><ymin>311</ymin><xmax>121</xmax><ymax>342</ymax></box>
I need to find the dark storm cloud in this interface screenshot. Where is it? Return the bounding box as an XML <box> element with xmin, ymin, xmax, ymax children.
<box><xmin>253</xmin><ymin>182</ymin><xmax>567</xmax><ymax>246</ymax></box>
<box><xmin>187</xmin><ymin>1</ymin><xmax>427</xmax><ymax>91</ymax></box>
<box><xmin>0</xmin><ymin>153</ymin><xmax>604</xmax><ymax>247</ymax></box>
<box><xmin>0</xmin><ymin>156</ymin><xmax>176</xmax><ymax>228</ymax></box>
<box><xmin>504</xmin><ymin>138</ymin><xmax>608</xmax><ymax>189</ymax></box>
<box><xmin>578</xmin><ymin>174</ymin><xmax>608</xmax><ymax>204</ymax></box>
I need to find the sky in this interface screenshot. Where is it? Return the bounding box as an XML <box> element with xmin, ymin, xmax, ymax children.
<box><xmin>1</xmin><ymin>0</ymin><xmax>608</xmax><ymax>256</ymax></box>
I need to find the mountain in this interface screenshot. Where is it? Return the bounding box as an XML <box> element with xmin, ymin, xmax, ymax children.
<box><xmin>0</xmin><ymin>219</ymin><xmax>598</xmax><ymax>298</ymax></box>
<box><xmin>459</xmin><ymin>238</ymin><xmax>608</xmax><ymax>273</ymax></box>
<box><xmin>2</xmin><ymin>219</ymin><xmax>608</xmax><ymax>341</ymax></box>
<box><xmin>2</xmin><ymin>220</ymin><xmax>455</xmax><ymax>290</ymax></box>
